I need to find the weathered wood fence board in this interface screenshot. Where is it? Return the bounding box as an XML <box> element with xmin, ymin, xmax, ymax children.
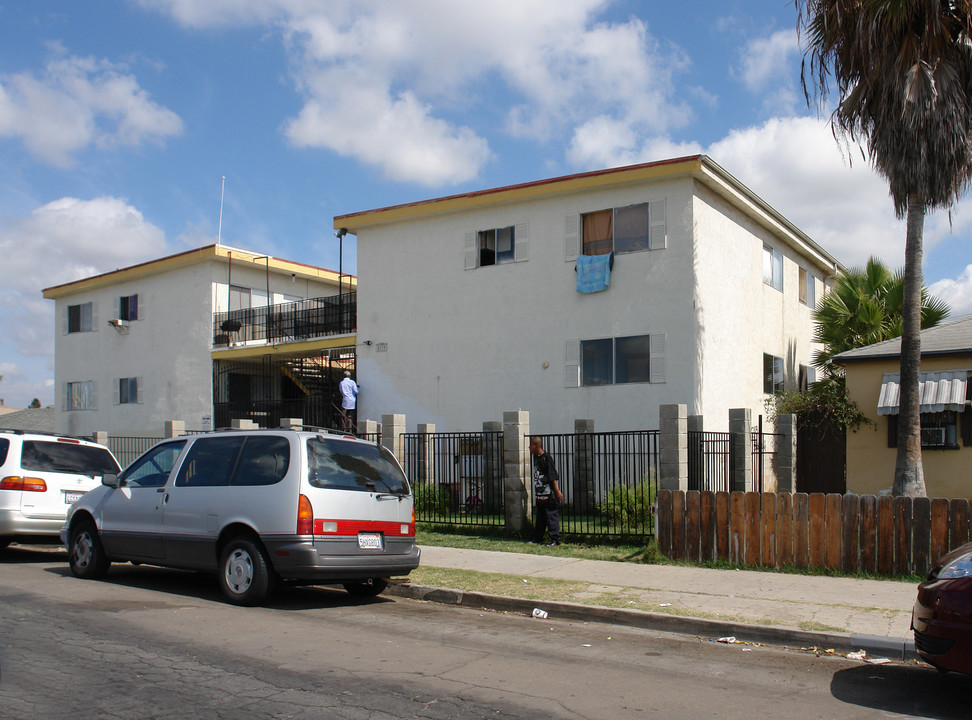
<box><xmin>656</xmin><ymin>490</ymin><xmax>972</xmax><ymax>576</ymax></box>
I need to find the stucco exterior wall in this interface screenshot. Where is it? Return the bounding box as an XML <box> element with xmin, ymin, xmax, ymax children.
<box><xmin>844</xmin><ymin>356</ymin><xmax>972</xmax><ymax>498</ymax></box>
<box><xmin>692</xmin><ymin>184</ymin><xmax>830</xmax><ymax>430</ymax></box>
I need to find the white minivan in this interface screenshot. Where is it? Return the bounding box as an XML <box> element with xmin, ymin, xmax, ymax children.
<box><xmin>61</xmin><ymin>428</ymin><xmax>419</xmax><ymax>605</ymax></box>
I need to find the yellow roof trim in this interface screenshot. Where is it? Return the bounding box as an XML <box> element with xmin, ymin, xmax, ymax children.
<box><xmin>211</xmin><ymin>335</ymin><xmax>357</xmax><ymax>360</ymax></box>
<box><xmin>335</xmin><ymin>157</ymin><xmax>704</xmax><ymax>231</ymax></box>
<box><xmin>42</xmin><ymin>243</ymin><xmax>354</xmax><ymax>299</ymax></box>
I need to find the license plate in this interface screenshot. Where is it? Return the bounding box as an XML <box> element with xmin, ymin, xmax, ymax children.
<box><xmin>357</xmin><ymin>532</ymin><xmax>383</xmax><ymax>550</ymax></box>
<box><xmin>64</xmin><ymin>491</ymin><xmax>85</xmax><ymax>505</ymax></box>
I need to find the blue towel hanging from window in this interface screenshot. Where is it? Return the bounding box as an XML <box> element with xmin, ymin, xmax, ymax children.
<box><xmin>576</xmin><ymin>252</ymin><xmax>613</xmax><ymax>293</ymax></box>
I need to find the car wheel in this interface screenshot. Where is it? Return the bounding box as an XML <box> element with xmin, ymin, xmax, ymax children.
<box><xmin>343</xmin><ymin>578</ymin><xmax>388</xmax><ymax>597</ymax></box>
<box><xmin>0</xmin><ymin>537</ymin><xmax>11</xmax><ymax>551</ymax></box>
<box><xmin>69</xmin><ymin>519</ymin><xmax>110</xmax><ymax>579</ymax></box>
<box><xmin>219</xmin><ymin>538</ymin><xmax>273</xmax><ymax>606</ymax></box>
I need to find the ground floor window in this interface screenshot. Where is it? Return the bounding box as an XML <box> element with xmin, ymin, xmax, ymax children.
<box><xmin>763</xmin><ymin>353</ymin><xmax>784</xmax><ymax>394</ymax></box>
<box><xmin>887</xmin><ymin>412</ymin><xmax>961</xmax><ymax>449</ymax></box>
<box><xmin>580</xmin><ymin>334</ymin><xmax>660</xmax><ymax>386</ymax></box>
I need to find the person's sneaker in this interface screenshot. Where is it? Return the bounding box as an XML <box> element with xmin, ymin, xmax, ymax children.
<box><xmin>546</xmin><ymin>541</ymin><xmax>561</xmax><ymax>547</ymax></box>
<box><xmin>526</xmin><ymin>540</ymin><xmax>537</xmax><ymax>544</ymax></box>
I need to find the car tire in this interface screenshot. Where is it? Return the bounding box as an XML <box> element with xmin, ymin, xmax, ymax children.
<box><xmin>219</xmin><ymin>537</ymin><xmax>274</xmax><ymax>606</ymax></box>
<box><xmin>343</xmin><ymin>578</ymin><xmax>388</xmax><ymax>597</ymax></box>
<box><xmin>0</xmin><ymin>537</ymin><xmax>11</xmax><ymax>551</ymax></box>
<box><xmin>68</xmin><ymin>519</ymin><xmax>110</xmax><ymax>579</ymax></box>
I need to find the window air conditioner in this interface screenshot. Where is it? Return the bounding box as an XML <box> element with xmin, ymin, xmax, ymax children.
<box><xmin>108</xmin><ymin>318</ymin><xmax>129</xmax><ymax>328</ymax></box>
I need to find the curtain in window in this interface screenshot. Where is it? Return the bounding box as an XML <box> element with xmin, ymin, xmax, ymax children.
<box><xmin>582</xmin><ymin>210</ymin><xmax>612</xmax><ymax>256</ymax></box>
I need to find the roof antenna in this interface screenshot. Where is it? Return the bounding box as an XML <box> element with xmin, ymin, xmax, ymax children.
<box><xmin>217</xmin><ymin>175</ymin><xmax>226</xmax><ymax>246</ymax></box>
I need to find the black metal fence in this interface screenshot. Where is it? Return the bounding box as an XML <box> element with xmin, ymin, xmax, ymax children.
<box><xmin>107</xmin><ymin>436</ymin><xmax>163</xmax><ymax>470</ymax></box>
<box><xmin>403</xmin><ymin>431</ymin><xmax>506</xmax><ymax>527</ymax></box>
<box><xmin>688</xmin><ymin>431</ymin><xmax>731</xmax><ymax>492</ymax></box>
<box><xmin>213</xmin><ymin>293</ymin><xmax>356</xmax><ymax>347</ymax></box>
<box><xmin>535</xmin><ymin>431</ymin><xmax>659</xmax><ymax>539</ymax></box>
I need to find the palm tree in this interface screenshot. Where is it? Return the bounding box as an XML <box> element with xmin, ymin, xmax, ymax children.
<box><xmin>797</xmin><ymin>1</ymin><xmax>972</xmax><ymax>496</ymax></box>
<box><xmin>813</xmin><ymin>256</ymin><xmax>950</xmax><ymax>373</ymax></box>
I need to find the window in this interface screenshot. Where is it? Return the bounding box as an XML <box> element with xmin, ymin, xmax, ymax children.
<box><xmin>21</xmin><ymin>441</ymin><xmax>119</xmax><ymax>475</ymax></box>
<box><xmin>119</xmin><ymin>441</ymin><xmax>186</xmax><ymax>488</ymax></box>
<box><xmin>118</xmin><ymin>377</ymin><xmax>139</xmax><ymax>404</ymax></box>
<box><xmin>888</xmin><ymin>413</ymin><xmax>960</xmax><ymax>449</ymax></box>
<box><xmin>234</xmin><ymin>436</ymin><xmax>291</xmax><ymax>486</ymax></box>
<box><xmin>763</xmin><ymin>246</ymin><xmax>783</xmax><ymax>291</ymax></box>
<box><xmin>476</xmin><ymin>226</ymin><xmax>515</xmax><ymax>267</ymax></box>
<box><xmin>798</xmin><ymin>268</ymin><xmax>815</xmax><ymax>307</ymax></box>
<box><xmin>306</xmin><ymin>437</ymin><xmax>409</xmax><ymax>494</ymax></box>
<box><xmin>580</xmin><ymin>201</ymin><xmax>665</xmax><ymax>257</ymax></box>
<box><xmin>798</xmin><ymin>364</ymin><xmax>816</xmax><ymax>392</ymax></box>
<box><xmin>119</xmin><ymin>294</ymin><xmax>138</xmax><ymax>321</ymax></box>
<box><xmin>67</xmin><ymin>381</ymin><xmax>94</xmax><ymax>411</ymax></box>
<box><xmin>577</xmin><ymin>334</ymin><xmax>664</xmax><ymax>386</ymax></box>
<box><xmin>229</xmin><ymin>285</ymin><xmax>251</xmax><ymax>311</ymax></box>
<box><xmin>175</xmin><ymin>436</ymin><xmax>246</xmax><ymax>487</ymax></box>
<box><xmin>763</xmin><ymin>353</ymin><xmax>784</xmax><ymax>394</ymax></box>
<box><xmin>67</xmin><ymin>302</ymin><xmax>93</xmax><ymax>333</ymax></box>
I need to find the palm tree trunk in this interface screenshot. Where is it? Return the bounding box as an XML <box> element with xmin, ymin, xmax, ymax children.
<box><xmin>893</xmin><ymin>191</ymin><xmax>927</xmax><ymax>496</ymax></box>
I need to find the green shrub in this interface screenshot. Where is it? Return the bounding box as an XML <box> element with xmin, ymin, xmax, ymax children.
<box><xmin>598</xmin><ymin>482</ymin><xmax>655</xmax><ymax>528</ymax></box>
<box><xmin>413</xmin><ymin>482</ymin><xmax>451</xmax><ymax>517</ymax></box>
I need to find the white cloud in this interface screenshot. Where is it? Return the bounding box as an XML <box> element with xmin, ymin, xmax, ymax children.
<box><xmin>735</xmin><ymin>29</ymin><xmax>800</xmax><ymax>93</ymax></box>
<box><xmin>0</xmin><ymin>52</ymin><xmax>183</xmax><ymax>167</ymax></box>
<box><xmin>138</xmin><ymin>0</ymin><xmax>695</xmax><ymax>186</ymax></box>
<box><xmin>930</xmin><ymin>266</ymin><xmax>972</xmax><ymax>318</ymax></box>
<box><xmin>0</xmin><ymin>197</ymin><xmax>169</xmax><ymax>360</ymax></box>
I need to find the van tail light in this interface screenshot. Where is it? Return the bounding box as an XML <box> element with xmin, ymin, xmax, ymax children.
<box><xmin>297</xmin><ymin>494</ymin><xmax>314</xmax><ymax>535</ymax></box>
<box><xmin>1</xmin><ymin>476</ymin><xmax>47</xmax><ymax>492</ymax></box>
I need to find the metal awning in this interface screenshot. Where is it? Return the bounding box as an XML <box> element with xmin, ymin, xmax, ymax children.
<box><xmin>877</xmin><ymin>371</ymin><xmax>968</xmax><ymax>416</ymax></box>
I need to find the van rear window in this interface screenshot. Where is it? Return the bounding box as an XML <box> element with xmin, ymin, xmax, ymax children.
<box><xmin>0</xmin><ymin>439</ymin><xmax>9</xmax><ymax>465</ymax></box>
<box><xmin>306</xmin><ymin>438</ymin><xmax>409</xmax><ymax>494</ymax></box>
<box><xmin>21</xmin><ymin>441</ymin><xmax>120</xmax><ymax>475</ymax></box>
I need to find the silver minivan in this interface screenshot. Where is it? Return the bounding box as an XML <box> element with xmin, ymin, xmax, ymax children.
<box><xmin>61</xmin><ymin>428</ymin><xmax>419</xmax><ymax>605</ymax></box>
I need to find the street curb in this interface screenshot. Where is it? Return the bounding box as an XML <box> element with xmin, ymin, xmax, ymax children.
<box><xmin>387</xmin><ymin>582</ymin><xmax>919</xmax><ymax>662</ymax></box>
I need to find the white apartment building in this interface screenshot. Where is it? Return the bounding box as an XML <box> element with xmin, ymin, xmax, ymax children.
<box><xmin>43</xmin><ymin>244</ymin><xmax>356</xmax><ymax>437</ymax></box>
<box><xmin>335</xmin><ymin>155</ymin><xmax>840</xmax><ymax>433</ymax></box>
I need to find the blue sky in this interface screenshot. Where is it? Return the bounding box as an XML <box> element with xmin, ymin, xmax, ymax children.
<box><xmin>2</xmin><ymin>0</ymin><xmax>971</xmax><ymax>409</ymax></box>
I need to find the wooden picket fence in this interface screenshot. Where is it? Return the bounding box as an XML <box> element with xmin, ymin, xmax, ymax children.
<box><xmin>655</xmin><ymin>489</ymin><xmax>972</xmax><ymax>577</ymax></box>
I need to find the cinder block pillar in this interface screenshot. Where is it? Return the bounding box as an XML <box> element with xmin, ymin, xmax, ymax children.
<box><xmin>659</xmin><ymin>404</ymin><xmax>688</xmax><ymax>491</ymax></box>
<box><xmin>381</xmin><ymin>413</ymin><xmax>406</xmax><ymax>466</ymax></box>
<box><xmin>574</xmin><ymin>419</ymin><xmax>595</xmax><ymax>512</ymax></box>
<box><xmin>359</xmin><ymin>419</ymin><xmax>380</xmax><ymax>440</ymax></box>
<box><xmin>483</xmin><ymin>421</ymin><xmax>503</xmax><ymax>513</ymax></box>
<box><xmin>278</xmin><ymin>418</ymin><xmax>302</xmax><ymax>430</ymax></box>
<box><xmin>164</xmin><ymin>420</ymin><xmax>186</xmax><ymax>438</ymax></box>
<box><xmin>503</xmin><ymin>410</ymin><xmax>530</xmax><ymax>532</ymax></box>
<box><xmin>416</xmin><ymin>423</ymin><xmax>435</xmax><ymax>484</ymax></box>
<box><xmin>231</xmin><ymin>419</ymin><xmax>259</xmax><ymax>430</ymax></box>
<box><xmin>729</xmin><ymin>408</ymin><xmax>752</xmax><ymax>492</ymax></box>
<box><xmin>775</xmin><ymin>414</ymin><xmax>797</xmax><ymax>493</ymax></box>
<box><xmin>91</xmin><ymin>431</ymin><xmax>108</xmax><ymax>446</ymax></box>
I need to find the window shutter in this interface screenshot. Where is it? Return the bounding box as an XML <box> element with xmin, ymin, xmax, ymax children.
<box><xmin>62</xmin><ymin>306</ymin><xmax>68</xmax><ymax>336</ymax></box>
<box><xmin>136</xmin><ymin>376</ymin><xmax>144</xmax><ymax>404</ymax></box>
<box><xmin>963</xmin><ymin>411</ymin><xmax>972</xmax><ymax>447</ymax></box>
<box><xmin>90</xmin><ymin>381</ymin><xmax>98</xmax><ymax>410</ymax></box>
<box><xmin>514</xmin><ymin>223</ymin><xmax>529</xmax><ymax>262</ymax></box>
<box><xmin>62</xmin><ymin>383</ymin><xmax>68</xmax><ymax>411</ymax></box>
<box><xmin>136</xmin><ymin>294</ymin><xmax>145</xmax><ymax>320</ymax></box>
<box><xmin>649</xmin><ymin>199</ymin><xmax>666</xmax><ymax>250</ymax></box>
<box><xmin>649</xmin><ymin>333</ymin><xmax>666</xmax><ymax>383</ymax></box>
<box><xmin>565</xmin><ymin>340</ymin><xmax>580</xmax><ymax>388</ymax></box>
<box><xmin>565</xmin><ymin>214</ymin><xmax>579</xmax><ymax>262</ymax></box>
<box><xmin>112</xmin><ymin>379</ymin><xmax>120</xmax><ymax>406</ymax></box>
<box><xmin>91</xmin><ymin>301</ymin><xmax>99</xmax><ymax>332</ymax></box>
<box><xmin>464</xmin><ymin>232</ymin><xmax>478</xmax><ymax>270</ymax></box>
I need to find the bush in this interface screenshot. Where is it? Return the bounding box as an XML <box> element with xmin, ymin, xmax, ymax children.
<box><xmin>598</xmin><ymin>482</ymin><xmax>655</xmax><ymax>528</ymax></box>
<box><xmin>413</xmin><ymin>482</ymin><xmax>451</xmax><ymax>517</ymax></box>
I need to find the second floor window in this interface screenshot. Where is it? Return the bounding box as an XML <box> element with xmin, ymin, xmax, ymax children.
<box><xmin>118</xmin><ymin>377</ymin><xmax>139</xmax><ymax>404</ymax></box>
<box><xmin>67</xmin><ymin>381</ymin><xmax>94</xmax><ymax>411</ymax></box>
<box><xmin>582</xmin><ymin>201</ymin><xmax>663</xmax><ymax>256</ymax></box>
<box><xmin>120</xmin><ymin>294</ymin><xmax>139</xmax><ymax>321</ymax></box>
<box><xmin>68</xmin><ymin>302</ymin><xmax>93</xmax><ymax>333</ymax></box>
<box><xmin>477</xmin><ymin>226</ymin><xmax>515</xmax><ymax>267</ymax></box>
<box><xmin>763</xmin><ymin>353</ymin><xmax>784</xmax><ymax>394</ymax></box>
<box><xmin>763</xmin><ymin>246</ymin><xmax>783</xmax><ymax>291</ymax></box>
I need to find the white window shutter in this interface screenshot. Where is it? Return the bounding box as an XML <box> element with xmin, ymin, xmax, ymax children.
<box><xmin>136</xmin><ymin>376</ymin><xmax>144</xmax><ymax>404</ymax></box>
<box><xmin>136</xmin><ymin>294</ymin><xmax>145</xmax><ymax>320</ymax></box>
<box><xmin>649</xmin><ymin>199</ymin><xmax>667</xmax><ymax>250</ymax></box>
<box><xmin>565</xmin><ymin>340</ymin><xmax>580</xmax><ymax>388</ymax></box>
<box><xmin>565</xmin><ymin>214</ymin><xmax>579</xmax><ymax>262</ymax></box>
<box><xmin>464</xmin><ymin>232</ymin><xmax>478</xmax><ymax>270</ymax></box>
<box><xmin>90</xmin><ymin>381</ymin><xmax>98</xmax><ymax>410</ymax></box>
<box><xmin>649</xmin><ymin>333</ymin><xmax>666</xmax><ymax>383</ymax></box>
<box><xmin>62</xmin><ymin>383</ymin><xmax>68</xmax><ymax>411</ymax></box>
<box><xmin>112</xmin><ymin>379</ymin><xmax>120</xmax><ymax>406</ymax></box>
<box><xmin>62</xmin><ymin>306</ymin><xmax>68</xmax><ymax>336</ymax></box>
<box><xmin>514</xmin><ymin>223</ymin><xmax>529</xmax><ymax>262</ymax></box>
<box><xmin>91</xmin><ymin>301</ymin><xmax>99</xmax><ymax>332</ymax></box>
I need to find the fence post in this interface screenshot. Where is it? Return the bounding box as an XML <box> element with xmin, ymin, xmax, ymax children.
<box><xmin>483</xmin><ymin>421</ymin><xmax>503</xmax><ymax>513</ymax></box>
<box><xmin>503</xmin><ymin>410</ymin><xmax>530</xmax><ymax>533</ymax></box>
<box><xmin>729</xmin><ymin>408</ymin><xmax>752</xmax><ymax>492</ymax></box>
<box><xmin>164</xmin><ymin>420</ymin><xmax>186</xmax><ymax>438</ymax></box>
<box><xmin>231</xmin><ymin>419</ymin><xmax>259</xmax><ymax>430</ymax></box>
<box><xmin>775</xmin><ymin>414</ymin><xmax>797</xmax><ymax>493</ymax></box>
<box><xmin>359</xmin><ymin>418</ymin><xmax>380</xmax><ymax>439</ymax></box>
<box><xmin>574</xmin><ymin>419</ymin><xmax>595</xmax><ymax>512</ymax></box>
<box><xmin>659</xmin><ymin>404</ymin><xmax>688</xmax><ymax>491</ymax></box>
<box><xmin>91</xmin><ymin>431</ymin><xmax>108</xmax><ymax>446</ymax></box>
<box><xmin>381</xmin><ymin>413</ymin><xmax>406</xmax><ymax>466</ymax></box>
<box><xmin>416</xmin><ymin>423</ymin><xmax>435</xmax><ymax>484</ymax></box>
<box><xmin>278</xmin><ymin>418</ymin><xmax>302</xmax><ymax>430</ymax></box>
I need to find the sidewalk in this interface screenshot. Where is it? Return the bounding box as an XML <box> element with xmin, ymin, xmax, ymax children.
<box><xmin>388</xmin><ymin>546</ymin><xmax>920</xmax><ymax>661</ymax></box>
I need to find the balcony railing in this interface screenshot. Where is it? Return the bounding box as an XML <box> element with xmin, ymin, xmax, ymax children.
<box><xmin>213</xmin><ymin>293</ymin><xmax>356</xmax><ymax>348</ymax></box>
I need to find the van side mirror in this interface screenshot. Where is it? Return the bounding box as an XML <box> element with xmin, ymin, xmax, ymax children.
<box><xmin>102</xmin><ymin>473</ymin><xmax>120</xmax><ymax>488</ymax></box>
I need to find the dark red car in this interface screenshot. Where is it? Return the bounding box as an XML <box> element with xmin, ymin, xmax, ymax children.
<box><xmin>913</xmin><ymin>541</ymin><xmax>972</xmax><ymax>675</ymax></box>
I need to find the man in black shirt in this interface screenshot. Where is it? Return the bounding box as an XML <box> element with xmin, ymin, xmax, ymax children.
<box><xmin>529</xmin><ymin>436</ymin><xmax>563</xmax><ymax>546</ymax></box>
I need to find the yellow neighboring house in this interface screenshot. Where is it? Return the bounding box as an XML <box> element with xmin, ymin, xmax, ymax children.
<box><xmin>833</xmin><ymin>316</ymin><xmax>972</xmax><ymax>499</ymax></box>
